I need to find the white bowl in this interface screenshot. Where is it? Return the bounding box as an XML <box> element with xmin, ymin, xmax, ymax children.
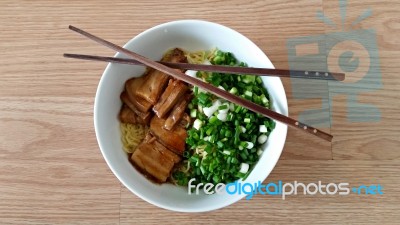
<box><xmin>94</xmin><ymin>20</ymin><xmax>288</xmax><ymax>212</ymax></box>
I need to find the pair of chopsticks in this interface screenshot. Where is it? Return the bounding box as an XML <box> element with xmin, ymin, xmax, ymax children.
<box><xmin>64</xmin><ymin>53</ymin><xmax>345</xmax><ymax>81</ymax></box>
<box><xmin>66</xmin><ymin>25</ymin><xmax>335</xmax><ymax>142</ymax></box>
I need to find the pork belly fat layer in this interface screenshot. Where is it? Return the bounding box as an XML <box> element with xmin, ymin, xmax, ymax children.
<box><xmin>142</xmin><ymin>132</ymin><xmax>181</xmax><ymax>163</ymax></box>
<box><xmin>152</xmin><ymin>139</ymin><xmax>181</xmax><ymax>164</ymax></box>
<box><xmin>131</xmin><ymin>140</ymin><xmax>177</xmax><ymax>182</ymax></box>
<box><xmin>150</xmin><ymin>116</ymin><xmax>187</xmax><ymax>155</ymax></box>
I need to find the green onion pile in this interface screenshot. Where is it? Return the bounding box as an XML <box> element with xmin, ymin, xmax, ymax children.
<box><xmin>173</xmin><ymin>49</ymin><xmax>275</xmax><ymax>186</ymax></box>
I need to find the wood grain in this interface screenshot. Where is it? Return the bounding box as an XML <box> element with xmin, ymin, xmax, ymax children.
<box><xmin>0</xmin><ymin>97</ymin><xmax>121</xmax><ymax>224</ymax></box>
<box><xmin>0</xmin><ymin>0</ymin><xmax>399</xmax><ymax>224</ymax></box>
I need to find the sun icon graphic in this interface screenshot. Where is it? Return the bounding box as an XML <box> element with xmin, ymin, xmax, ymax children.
<box><xmin>286</xmin><ymin>0</ymin><xmax>382</xmax><ymax>126</ymax></box>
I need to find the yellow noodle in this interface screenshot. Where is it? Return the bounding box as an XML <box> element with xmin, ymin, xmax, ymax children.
<box><xmin>186</xmin><ymin>51</ymin><xmax>205</xmax><ymax>64</ymax></box>
<box><xmin>120</xmin><ymin>123</ymin><xmax>147</xmax><ymax>153</ymax></box>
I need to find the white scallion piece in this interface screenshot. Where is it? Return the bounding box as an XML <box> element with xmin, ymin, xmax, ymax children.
<box><xmin>259</xmin><ymin>125</ymin><xmax>268</xmax><ymax>133</ymax></box>
<box><xmin>261</xmin><ymin>95</ymin><xmax>269</xmax><ymax>104</ymax></box>
<box><xmin>203</xmin><ymin>100</ymin><xmax>221</xmax><ymax>117</ymax></box>
<box><xmin>190</xmin><ymin>109</ymin><xmax>197</xmax><ymax>118</ymax></box>
<box><xmin>229</xmin><ymin>103</ymin><xmax>235</xmax><ymax>111</ymax></box>
<box><xmin>258</xmin><ymin>134</ymin><xmax>268</xmax><ymax>144</ymax></box>
<box><xmin>240</xmin><ymin>126</ymin><xmax>246</xmax><ymax>133</ymax></box>
<box><xmin>193</xmin><ymin>119</ymin><xmax>203</xmax><ymax>130</ymax></box>
<box><xmin>239</xmin><ymin>163</ymin><xmax>249</xmax><ymax>174</ymax></box>
<box><xmin>185</xmin><ymin>70</ymin><xmax>198</xmax><ymax>77</ymax></box>
<box><xmin>246</xmin><ymin>142</ymin><xmax>254</xmax><ymax>149</ymax></box>
<box><xmin>244</xmin><ymin>90</ymin><xmax>253</xmax><ymax>97</ymax></box>
<box><xmin>222</xmin><ymin>150</ymin><xmax>231</xmax><ymax>155</ymax></box>
<box><xmin>217</xmin><ymin>112</ymin><xmax>228</xmax><ymax>121</ymax></box>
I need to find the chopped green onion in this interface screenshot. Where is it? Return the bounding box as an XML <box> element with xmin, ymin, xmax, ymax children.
<box><xmin>226</xmin><ymin>113</ymin><xmax>234</xmax><ymax>121</ymax></box>
<box><xmin>229</xmin><ymin>87</ymin><xmax>238</xmax><ymax>94</ymax></box>
<box><xmin>242</xmin><ymin>75</ymin><xmax>255</xmax><ymax>84</ymax></box>
<box><xmin>209</xmin><ymin>116</ymin><xmax>218</xmax><ymax>124</ymax></box>
<box><xmin>260</xmin><ymin>94</ymin><xmax>269</xmax><ymax>105</ymax></box>
<box><xmin>173</xmin><ymin>48</ymin><xmax>274</xmax><ymax>186</ymax></box>
<box><xmin>218</xmin><ymin>104</ymin><xmax>228</xmax><ymax>110</ymax></box>
<box><xmin>259</xmin><ymin>125</ymin><xmax>268</xmax><ymax>133</ymax></box>
<box><xmin>258</xmin><ymin>134</ymin><xmax>268</xmax><ymax>144</ymax></box>
<box><xmin>239</xmin><ymin>163</ymin><xmax>249</xmax><ymax>173</ymax></box>
<box><xmin>244</xmin><ymin>90</ymin><xmax>253</xmax><ymax>98</ymax></box>
<box><xmin>222</xmin><ymin>150</ymin><xmax>231</xmax><ymax>155</ymax></box>
<box><xmin>256</xmin><ymin>76</ymin><xmax>263</xmax><ymax>84</ymax></box>
<box><xmin>240</xmin><ymin>141</ymin><xmax>248</xmax><ymax>148</ymax></box>
<box><xmin>190</xmin><ymin>109</ymin><xmax>197</xmax><ymax>118</ymax></box>
<box><xmin>193</xmin><ymin>119</ymin><xmax>203</xmax><ymax>130</ymax></box>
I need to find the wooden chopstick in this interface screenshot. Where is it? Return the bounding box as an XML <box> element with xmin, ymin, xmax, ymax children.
<box><xmin>64</xmin><ymin>53</ymin><xmax>344</xmax><ymax>81</ymax></box>
<box><xmin>68</xmin><ymin>25</ymin><xmax>333</xmax><ymax>142</ymax></box>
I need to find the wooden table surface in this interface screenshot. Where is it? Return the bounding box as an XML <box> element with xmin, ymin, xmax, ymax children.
<box><xmin>1</xmin><ymin>0</ymin><xmax>399</xmax><ymax>224</ymax></box>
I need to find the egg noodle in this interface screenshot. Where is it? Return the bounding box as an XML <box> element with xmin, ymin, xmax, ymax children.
<box><xmin>184</xmin><ymin>49</ymin><xmax>216</xmax><ymax>64</ymax></box>
<box><xmin>120</xmin><ymin>123</ymin><xmax>147</xmax><ymax>153</ymax></box>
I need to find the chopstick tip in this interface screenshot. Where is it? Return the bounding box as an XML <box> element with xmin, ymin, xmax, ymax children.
<box><xmin>69</xmin><ymin>25</ymin><xmax>80</xmax><ymax>32</ymax></box>
<box><xmin>332</xmin><ymin>73</ymin><xmax>345</xmax><ymax>81</ymax></box>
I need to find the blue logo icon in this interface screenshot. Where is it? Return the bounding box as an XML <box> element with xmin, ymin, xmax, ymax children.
<box><xmin>286</xmin><ymin>0</ymin><xmax>381</xmax><ymax>126</ymax></box>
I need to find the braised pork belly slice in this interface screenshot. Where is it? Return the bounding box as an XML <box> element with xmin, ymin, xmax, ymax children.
<box><xmin>125</xmin><ymin>77</ymin><xmax>153</xmax><ymax>113</ymax></box>
<box><xmin>178</xmin><ymin>113</ymin><xmax>191</xmax><ymax>128</ymax></box>
<box><xmin>136</xmin><ymin>48</ymin><xmax>187</xmax><ymax>104</ymax></box>
<box><xmin>168</xmin><ymin>48</ymin><xmax>188</xmax><ymax>64</ymax></box>
<box><xmin>153</xmin><ymin>79</ymin><xmax>188</xmax><ymax>118</ymax></box>
<box><xmin>119</xmin><ymin>104</ymin><xmax>146</xmax><ymax>125</ymax></box>
<box><xmin>142</xmin><ymin>131</ymin><xmax>156</xmax><ymax>143</ymax></box>
<box><xmin>149</xmin><ymin>116</ymin><xmax>187</xmax><ymax>156</ymax></box>
<box><xmin>148</xmin><ymin>133</ymin><xmax>181</xmax><ymax>164</ymax></box>
<box><xmin>164</xmin><ymin>94</ymin><xmax>193</xmax><ymax>130</ymax></box>
<box><xmin>136</xmin><ymin>69</ymin><xmax>169</xmax><ymax>105</ymax></box>
<box><xmin>131</xmin><ymin>141</ymin><xmax>176</xmax><ymax>183</ymax></box>
<box><xmin>120</xmin><ymin>92</ymin><xmax>152</xmax><ymax>124</ymax></box>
